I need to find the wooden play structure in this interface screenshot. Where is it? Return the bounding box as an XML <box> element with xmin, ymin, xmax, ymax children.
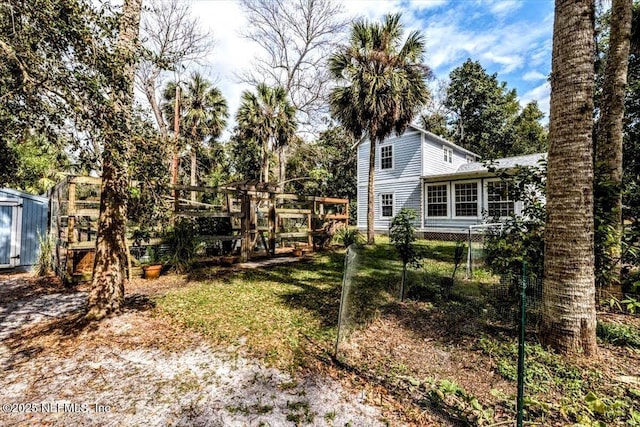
<box><xmin>49</xmin><ymin>176</ymin><xmax>349</xmax><ymax>283</ymax></box>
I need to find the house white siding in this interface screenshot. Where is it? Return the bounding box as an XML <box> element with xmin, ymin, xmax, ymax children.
<box><xmin>422</xmin><ymin>134</ymin><xmax>472</xmax><ymax>176</ymax></box>
<box><xmin>355</xmin><ymin>124</ymin><xmax>543</xmax><ymax>236</ymax></box>
<box><xmin>357</xmin><ymin>131</ymin><xmax>423</xmax><ymax>231</ymax></box>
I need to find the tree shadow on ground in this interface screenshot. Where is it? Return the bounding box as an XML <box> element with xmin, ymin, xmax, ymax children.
<box><xmin>1</xmin><ymin>294</ymin><xmax>156</xmax><ymax>372</ymax></box>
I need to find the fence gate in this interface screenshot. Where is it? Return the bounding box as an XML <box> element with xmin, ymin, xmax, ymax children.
<box><xmin>0</xmin><ymin>199</ymin><xmax>21</xmax><ymax>268</ymax></box>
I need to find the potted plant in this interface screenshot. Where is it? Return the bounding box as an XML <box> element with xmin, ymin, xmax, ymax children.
<box><xmin>142</xmin><ymin>247</ymin><xmax>164</xmax><ymax>279</ymax></box>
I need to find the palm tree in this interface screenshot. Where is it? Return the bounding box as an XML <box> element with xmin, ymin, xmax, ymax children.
<box><xmin>163</xmin><ymin>73</ymin><xmax>228</xmax><ymax>200</ymax></box>
<box><xmin>328</xmin><ymin>13</ymin><xmax>430</xmax><ymax>244</ymax></box>
<box><xmin>541</xmin><ymin>0</ymin><xmax>598</xmax><ymax>356</ymax></box>
<box><xmin>235</xmin><ymin>83</ymin><xmax>296</xmax><ymax>188</ymax></box>
<box><xmin>594</xmin><ymin>0</ymin><xmax>632</xmax><ymax>295</ymax></box>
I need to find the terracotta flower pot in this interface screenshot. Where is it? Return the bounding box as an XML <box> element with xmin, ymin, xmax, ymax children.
<box><xmin>221</xmin><ymin>256</ymin><xmax>236</xmax><ymax>266</ymax></box>
<box><xmin>142</xmin><ymin>264</ymin><xmax>162</xmax><ymax>280</ymax></box>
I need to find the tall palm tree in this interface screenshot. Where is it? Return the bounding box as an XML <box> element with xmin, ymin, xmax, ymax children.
<box><xmin>163</xmin><ymin>73</ymin><xmax>228</xmax><ymax>200</ymax></box>
<box><xmin>328</xmin><ymin>13</ymin><xmax>430</xmax><ymax>244</ymax></box>
<box><xmin>594</xmin><ymin>0</ymin><xmax>632</xmax><ymax>295</ymax></box>
<box><xmin>235</xmin><ymin>83</ymin><xmax>296</xmax><ymax>187</ymax></box>
<box><xmin>541</xmin><ymin>0</ymin><xmax>598</xmax><ymax>356</ymax></box>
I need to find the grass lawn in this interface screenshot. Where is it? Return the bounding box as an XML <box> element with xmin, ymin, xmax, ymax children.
<box><xmin>155</xmin><ymin>237</ymin><xmax>640</xmax><ymax>426</ymax></box>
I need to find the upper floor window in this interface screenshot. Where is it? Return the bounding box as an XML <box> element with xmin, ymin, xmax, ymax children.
<box><xmin>381</xmin><ymin>193</ymin><xmax>394</xmax><ymax>217</ymax></box>
<box><xmin>443</xmin><ymin>146</ymin><xmax>453</xmax><ymax>163</ymax></box>
<box><xmin>454</xmin><ymin>182</ymin><xmax>478</xmax><ymax>217</ymax></box>
<box><xmin>381</xmin><ymin>145</ymin><xmax>393</xmax><ymax>169</ymax></box>
<box><xmin>487</xmin><ymin>181</ymin><xmax>515</xmax><ymax>217</ymax></box>
<box><xmin>427</xmin><ymin>184</ymin><xmax>448</xmax><ymax>217</ymax></box>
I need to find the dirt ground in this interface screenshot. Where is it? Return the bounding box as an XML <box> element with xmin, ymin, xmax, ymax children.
<box><xmin>0</xmin><ymin>272</ymin><xmax>399</xmax><ymax>427</ymax></box>
<box><xmin>2</xmin><ymin>270</ymin><xmax>638</xmax><ymax>426</ymax></box>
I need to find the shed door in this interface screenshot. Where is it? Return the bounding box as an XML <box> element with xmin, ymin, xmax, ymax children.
<box><xmin>0</xmin><ymin>199</ymin><xmax>21</xmax><ymax>268</ymax></box>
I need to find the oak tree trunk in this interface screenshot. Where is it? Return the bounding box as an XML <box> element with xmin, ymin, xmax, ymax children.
<box><xmin>595</xmin><ymin>0</ymin><xmax>632</xmax><ymax>298</ymax></box>
<box><xmin>87</xmin><ymin>0</ymin><xmax>142</xmax><ymax>320</ymax></box>
<box><xmin>541</xmin><ymin>0</ymin><xmax>598</xmax><ymax>357</ymax></box>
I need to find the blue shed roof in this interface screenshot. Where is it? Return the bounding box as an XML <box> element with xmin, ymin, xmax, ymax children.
<box><xmin>0</xmin><ymin>188</ymin><xmax>48</xmax><ymax>204</ymax></box>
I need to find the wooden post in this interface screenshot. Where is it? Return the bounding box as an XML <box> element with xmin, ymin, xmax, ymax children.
<box><xmin>307</xmin><ymin>209</ymin><xmax>313</xmax><ymax>248</ymax></box>
<box><xmin>269</xmin><ymin>193</ymin><xmax>276</xmax><ymax>257</ymax></box>
<box><xmin>345</xmin><ymin>200</ymin><xmax>349</xmax><ymax>226</ymax></box>
<box><xmin>66</xmin><ymin>180</ymin><xmax>77</xmax><ymax>283</ymax></box>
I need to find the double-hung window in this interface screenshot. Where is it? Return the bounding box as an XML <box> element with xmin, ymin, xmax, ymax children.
<box><xmin>381</xmin><ymin>193</ymin><xmax>393</xmax><ymax>217</ymax></box>
<box><xmin>381</xmin><ymin>145</ymin><xmax>393</xmax><ymax>170</ymax></box>
<box><xmin>454</xmin><ymin>182</ymin><xmax>478</xmax><ymax>217</ymax></box>
<box><xmin>443</xmin><ymin>146</ymin><xmax>453</xmax><ymax>163</ymax></box>
<box><xmin>427</xmin><ymin>185</ymin><xmax>448</xmax><ymax>217</ymax></box>
<box><xmin>487</xmin><ymin>181</ymin><xmax>514</xmax><ymax>217</ymax></box>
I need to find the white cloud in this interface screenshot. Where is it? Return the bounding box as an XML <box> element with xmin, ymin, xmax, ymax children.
<box><xmin>189</xmin><ymin>0</ymin><xmax>261</xmax><ymax>136</ymax></box>
<box><xmin>521</xmin><ymin>81</ymin><xmax>551</xmax><ymax>119</ymax></box>
<box><xmin>136</xmin><ymin>0</ymin><xmax>553</xmax><ymax>136</ymax></box>
<box><xmin>486</xmin><ymin>0</ymin><xmax>522</xmax><ymax>17</ymax></box>
<box><xmin>522</xmin><ymin>70</ymin><xmax>547</xmax><ymax>81</ymax></box>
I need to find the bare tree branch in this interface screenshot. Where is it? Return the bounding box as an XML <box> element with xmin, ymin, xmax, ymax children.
<box><xmin>239</xmin><ymin>0</ymin><xmax>348</xmax><ymax>133</ymax></box>
<box><xmin>136</xmin><ymin>0</ymin><xmax>212</xmax><ymax>137</ymax></box>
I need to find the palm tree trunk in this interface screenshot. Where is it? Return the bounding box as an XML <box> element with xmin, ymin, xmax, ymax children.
<box><xmin>262</xmin><ymin>139</ymin><xmax>269</xmax><ymax>183</ymax></box>
<box><xmin>595</xmin><ymin>0</ymin><xmax>632</xmax><ymax>298</ymax></box>
<box><xmin>278</xmin><ymin>145</ymin><xmax>286</xmax><ymax>193</ymax></box>
<box><xmin>367</xmin><ymin>133</ymin><xmax>377</xmax><ymax>245</ymax></box>
<box><xmin>541</xmin><ymin>0</ymin><xmax>598</xmax><ymax>356</ymax></box>
<box><xmin>190</xmin><ymin>146</ymin><xmax>197</xmax><ymax>202</ymax></box>
<box><xmin>87</xmin><ymin>0</ymin><xmax>142</xmax><ymax>320</ymax></box>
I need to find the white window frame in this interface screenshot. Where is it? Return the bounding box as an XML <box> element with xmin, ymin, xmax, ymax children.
<box><xmin>380</xmin><ymin>144</ymin><xmax>394</xmax><ymax>170</ymax></box>
<box><xmin>453</xmin><ymin>180</ymin><xmax>481</xmax><ymax>218</ymax></box>
<box><xmin>425</xmin><ymin>183</ymin><xmax>450</xmax><ymax>218</ymax></box>
<box><xmin>484</xmin><ymin>179</ymin><xmax>516</xmax><ymax>218</ymax></box>
<box><xmin>443</xmin><ymin>146</ymin><xmax>453</xmax><ymax>163</ymax></box>
<box><xmin>380</xmin><ymin>193</ymin><xmax>394</xmax><ymax>218</ymax></box>
<box><xmin>0</xmin><ymin>199</ymin><xmax>22</xmax><ymax>268</ymax></box>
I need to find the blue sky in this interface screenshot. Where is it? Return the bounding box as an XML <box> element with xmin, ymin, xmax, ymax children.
<box><xmin>188</xmin><ymin>0</ymin><xmax>556</xmax><ymax>129</ymax></box>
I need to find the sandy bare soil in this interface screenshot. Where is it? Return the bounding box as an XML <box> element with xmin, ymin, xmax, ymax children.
<box><xmin>0</xmin><ymin>273</ymin><xmax>395</xmax><ymax>427</ymax></box>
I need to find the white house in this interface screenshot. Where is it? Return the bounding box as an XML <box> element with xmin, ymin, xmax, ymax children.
<box><xmin>356</xmin><ymin>124</ymin><xmax>545</xmax><ymax>238</ymax></box>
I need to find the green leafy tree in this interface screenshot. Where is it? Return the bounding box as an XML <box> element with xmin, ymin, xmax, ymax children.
<box><xmin>286</xmin><ymin>124</ymin><xmax>357</xmax><ymax>201</ymax></box>
<box><xmin>228</xmin><ymin>130</ymin><xmax>262</xmax><ymax>182</ymax></box>
<box><xmin>445</xmin><ymin>59</ymin><xmax>522</xmax><ymax>158</ymax></box>
<box><xmin>512</xmin><ymin>101</ymin><xmax>548</xmax><ymax>155</ymax></box>
<box><xmin>329</xmin><ymin>13</ymin><xmax>430</xmax><ymax>244</ymax></box>
<box><xmin>235</xmin><ymin>83</ymin><xmax>297</xmax><ymax>188</ymax></box>
<box><xmin>390</xmin><ymin>208</ymin><xmax>419</xmax><ymax>301</ymax></box>
<box><xmin>0</xmin><ymin>0</ymin><xmax>109</xmax><ymax>188</ymax></box>
<box><xmin>87</xmin><ymin>0</ymin><xmax>144</xmax><ymax>320</ymax></box>
<box><xmin>484</xmin><ymin>160</ymin><xmax>547</xmax><ymax>279</ymax></box>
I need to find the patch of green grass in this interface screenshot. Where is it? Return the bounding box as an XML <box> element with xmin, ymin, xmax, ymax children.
<box><xmin>286</xmin><ymin>400</ymin><xmax>313</xmax><ymax>424</ymax></box>
<box><xmin>597</xmin><ymin>321</ymin><xmax>640</xmax><ymax>348</ymax></box>
<box><xmin>156</xmin><ymin>237</ymin><xmax>499</xmax><ymax>370</ymax></box>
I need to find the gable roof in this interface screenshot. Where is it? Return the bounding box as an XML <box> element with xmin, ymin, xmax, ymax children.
<box><xmin>422</xmin><ymin>152</ymin><xmax>547</xmax><ymax>182</ymax></box>
<box><xmin>351</xmin><ymin>123</ymin><xmax>479</xmax><ymax>158</ymax></box>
